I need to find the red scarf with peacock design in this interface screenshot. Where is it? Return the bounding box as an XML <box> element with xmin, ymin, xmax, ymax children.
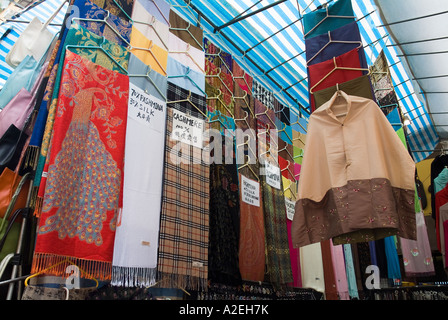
<box><xmin>32</xmin><ymin>50</ymin><xmax>129</xmax><ymax>281</ymax></box>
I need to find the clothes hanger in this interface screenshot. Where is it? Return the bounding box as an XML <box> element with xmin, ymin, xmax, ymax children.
<box><xmin>24</xmin><ymin>258</ymin><xmax>99</xmax><ymax>288</ymax></box>
<box><xmin>278</xmin><ymin>122</ymin><xmax>293</xmax><ymax>145</ymax></box>
<box><xmin>133</xmin><ymin>15</ymin><xmax>168</xmax><ymax>50</ymax></box>
<box><xmin>128</xmin><ymin>66</ymin><xmax>167</xmax><ymax>100</ymax></box>
<box><xmin>167</xmin><ymin>90</ymin><xmax>207</xmax><ymax>118</ymax></box>
<box><xmin>71</xmin><ymin>10</ymin><xmax>130</xmax><ymax>47</ymax></box>
<box><xmin>304</xmin><ymin>5</ymin><xmax>356</xmax><ymax>38</ymax></box>
<box><xmin>309</xmin><ymin>58</ymin><xmax>370</xmax><ymax>94</ymax></box>
<box><xmin>111</xmin><ymin>0</ymin><xmax>133</xmax><ymax>22</ymax></box>
<box><xmin>254</xmin><ymin>104</ymin><xmax>277</xmax><ymax>129</ymax></box>
<box><xmin>205</xmin><ymin>67</ymin><xmax>233</xmax><ymax>100</ymax></box>
<box><xmin>306</xmin><ymin>30</ymin><xmax>362</xmax><ymax>65</ymax></box>
<box><xmin>65</xmin><ymin>36</ymin><xmax>128</xmax><ymax>74</ymax></box>
<box><xmin>289</xmin><ymin>109</ymin><xmax>308</xmax><ymax>133</ymax></box>
<box><xmin>238</xmin><ymin>154</ymin><xmax>260</xmax><ymax>182</ymax></box>
<box><xmin>170</xmin><ymin>20</ymin><xmax>203</xmax><ymax>51</ymax></box>
<box><xmin>281</xmin><ymin>159</ymin><xmax>296</xmax><ymax>182</ymax></box>
<box><xmin>236</xmin><ymin>134</ymin><xmax>257</xmax><ymax>161</ymax></box>
<box><xmin>206</xmin><ymin>89</ymin><xmax>234</xmax><ymax>117</ymax></box>
<box><xmin>168</xmin><ymin>66</ymin><xmax>206</xmax><ymax>97</ymax></box>
<box><xmin>234</xmin><ymin>110</ymin><xmax>251</xmax><ymax>129</ymax></box>
<box><xmin>278</xmin><ymin>142</ymin><xmax>294</xmax><ymax>164</ymax></box>
<box><xmin>129</xmin><ymin>41</ymin><xmax>167</xmax><ymax>76</ymax></box>
<box><xmin>205</xmin><ymin>47</ymin><xmax>232</xmax><ymax>75</ymax></box>
<box><xmin>149</xmin><ymin>0</ymin><xmax>170</xmax><ymax>26</ymax></box>
<box><xmin>207</xmin><ymin>109</ymin><xmax>235</xmax><ymax>136</ymax></box>
<box><xmin>169</xmin><ymin>42</ymin><xmax>205</xmax><ymax>73</ymax></box>
<box><xmin>284</xmin><ymin>179</ymin><xmax>297</xmax><ymax>200</ymax></box>
<box><xmin>233</xmin><ymin>90</ymin><xmax>255</xmax><ymax>118</ymax></box>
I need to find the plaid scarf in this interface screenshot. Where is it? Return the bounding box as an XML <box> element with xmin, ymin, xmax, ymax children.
<box><xmin>157</xmin><ymin>83</ymin><xmax>210</xmax><ymax>291</ymax></box>
<box><xmin>32</xmin><ymin>50</ymin><xmax>129</xmax><ymax>281</ymax></box>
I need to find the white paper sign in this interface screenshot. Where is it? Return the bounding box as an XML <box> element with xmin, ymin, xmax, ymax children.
<box><xmin>241</xmin><ymin>175</ymin><xmax>260</xmax><ymax>207</ymax></box>
<box><xmin>285</xmin><ymin>197</ymin><xmax>296</xmax><ymax>221</ymax></box>
<box><xmin>265</xmin><ymin>162</ymin><xmax>281</xmax><ymax>189</ymax></box>
<box><xmin>128</xmin><ymin>83</ymin><xmax>166</xmax><ymax>132</ymax></box>
<box><xmin>171</xmin><ymin>109</ymin><xmax>204</xmax><ymax>148</ymax></box>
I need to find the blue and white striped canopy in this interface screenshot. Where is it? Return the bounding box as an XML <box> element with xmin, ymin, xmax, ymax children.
<box><xmin>169</xmin><ymin>0</ymin><xmax>440</xmax><ymax>163</ymax></box>
<box><xmin>0</xmin><ymin>0</ymin><xmax>68</xmax><ymax>87</ymax></box>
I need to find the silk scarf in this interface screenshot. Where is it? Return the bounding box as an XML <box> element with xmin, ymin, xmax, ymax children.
<box><xmin>238</xmin><ymin>170</ymin><xmax>265</xmax><ymax>282</ymax></box>
<box><xmin>157</xmin><ymin>83</ymin><xmax>210</xmax><ymax>291</ymax></box>
<box><xmin>32</xmin><ymin>50</ymin><xmax>129</xmax><ymax>281</ymax></box>
<box><xmin>34</xmin><ymin>23</ymin><xmax>130</xmax><ymax>216</ymax></box>
<box><xmin>111</xmin><ymin>54</ymin><xmax>168</xmax><ymax>287</ymax></box>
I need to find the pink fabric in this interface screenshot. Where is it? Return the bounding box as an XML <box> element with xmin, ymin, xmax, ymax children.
<box><xmin>294</xmin><ymin>163</ymin><xmax>301</xmax><ymax>181</ymax></box>
<box><xmin>331</xmin><ymin>241</ymin><xmax>349</xmax><ymax>300</ymax></box>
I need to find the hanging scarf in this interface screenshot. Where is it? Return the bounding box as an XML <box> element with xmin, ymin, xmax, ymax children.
<box><xmin>343</xmin><ymin>244</ymin><xmax>360</xmax><ymax>299</ymax></box>
<box><xmin>208</xmin><ymin>138</ymin><xmax>242</xmax><ymax>286</ymax></box>
<box><xmin>300</xmin><ymin>242</ymin><xmax>325</xmax><ymax>294</ymax></box>
<box><xmin>169</xmin><ymin>10</ymin><xmax>203</xmax><ymax>51</ymax></box>
<box><xmin>32</xmin><ymin>50</ymin><xmax>129</xmax><ymax>281</ymax></box>
<box><xmin>33</xmin><ymin>20</ymin><xmax>130</xmax><ymax>215</ymax></box>
<box><xmin>111</xmin><ymin>54</ymin><xmax>167</xmax><ymax>287</ymax></box>
<box><xmin>256</xmin><ymin>103</ymin><xmax>293</xmax><ymax>287</ymax></box>
<box><xmin>238</xmin><ymin>168</ymin><xmax>265</xmax><ymax>282</ymax></box>
<box><xmin>157</xmin><ymin>83</ymin><xmax>210</xmax><ymax>291</ymax></box>
<box><xmin>331</xmin><ymin>241</ymin><xmax>350</xmax><ymax>300</ymax></box>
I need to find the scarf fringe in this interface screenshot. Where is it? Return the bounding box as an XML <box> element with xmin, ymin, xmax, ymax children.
<box><xmin>111</xmin><ymin>266</ymin><xmax>157</xmax><ymax>288</ymax></box>
<box><xmin>32</xmin><ymin>253</ymin><xmax>112</xmax><ymax>282</ymax></box>
<box><xmin>33</xmin><ymin>196</ymin><xmax>44</xmax><ymax>217</ymax></box>
<box><xmin>156</xmin><ymin>271</ymin><xmax>208</xmax><ymax>293</ymax></box>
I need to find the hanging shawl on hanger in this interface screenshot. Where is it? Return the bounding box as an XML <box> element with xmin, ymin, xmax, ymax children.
<box><xmin>33</xmin><ymin>23</ymin><xmax>130</xmax><ymax>216</ymax></box>
<box><xmin>303</xmin><ymin>0</ymin><xmax>356</xmax><ymax>39</ymax></box>
<box><xmin>157</xmin><ymin>82</ymin><xmax>210</xmax><ymax>291</ymax></box>
<box><xmin>169</xmin><ymin>10</ymin><xmax>203</xmax><ymax>51</ymax></box>
<box><xmin>32</xmin><ymin>50</ymin><xmax>129</xmax><ymax>281</ymax></box>
<box><xmin>111</xmin><ymin>54</ymin><xmax>167</xmax><ymax>287</ymax></box>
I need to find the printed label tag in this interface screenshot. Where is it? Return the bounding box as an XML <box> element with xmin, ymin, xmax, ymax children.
<box><xmin>241</xmin><ymin>175</ymin><xmax>260</xmax><ymax>207</ymax></box>
<box><xmin>128</xmin><ymin>83</ymin><xmax>166</xmax><ymax>132</ymax></box>
<box><xmin>171</xmin><ymin>109</ymin><xmax>204</xmax><ymax>148</ymax></box>
<box><xmin>285</xmin><ymin>197</ymin><xmax>296</xmax><ymax>221</ymax></box>
<box><xmin>265</xmin><ymin>161</ymin><xmax>281</xmax><ymax>189</ymax></box>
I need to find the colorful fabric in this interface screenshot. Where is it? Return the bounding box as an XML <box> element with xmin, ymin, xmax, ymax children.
<box><xmin>32</xmin><ymin>50</ymin><xmax>129</xmax><ymax>281</ymax></box>
<box><xmin>238</xmin><ymin>172</ymin><xmax>265</xmax><ymax>282</ymax></box>
<box><xmin>303</xmin><ymin>0</ymin><xmax>355</xmax><ymax>39</ymax></box>
<box><xmin>111</xmin><ymin>54</ymin><xmax>168</xmax><ymax>287</ymax></box>
<box><xmin>169</xmin><ymin>10</ymin><xmax>203</xmax><ymax>51</ymax></box>
<box><xmin>130</xmin><ymin>26</ymin><xmax>168</xmax><ymax>76</ymax></box>
<box><xmin>343</xmin><ymin>244</ymin><xmax>360</xmax><ymax>299</ymax></box>
<box><xmin>34</xmin><ymin>23</ymin><xmax>130</xmax><ymax>215</ymax></box>
<box><xmin>167</xmin><ymin>56</ymin><xmax>205</xmax><ymax>97</ymax></box>
<box><xmin>157</xmin><ymin>83</ymin><xmax>209</xmax><ymax>291</ymax></box>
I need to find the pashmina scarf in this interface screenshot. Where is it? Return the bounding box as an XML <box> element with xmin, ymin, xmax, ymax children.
<box><xmin>33</xmin><ymin>22</ymin><xmax>130</xmax><ymax>215</ymax></box>
<box><xmin>32</xmin><ymin>50</ymin><xmax>129</xmax><ymax>281</ymax></box>
<box><xmin>157</xmin><ymin>83</ymin><xmax>210</xmax><ymax>291</ymax></box>
<box><xmin>208</xmin><ymin>138</ymin><xmax>242</xmax><ymax>286</ymax></box>
<box><xmin>169</xmin><ymin>10</ymin><xmax>203</xmax><ymax>51</ymax></box>
<box><xmin>238</xmin><ymin>168</ymin><xmax>265</xmax><ymax>282</ymax></box>
<box><xmin>111</xmin><ymin>54</ymin><xmax>168</xmax><ymax>287</ymax></box>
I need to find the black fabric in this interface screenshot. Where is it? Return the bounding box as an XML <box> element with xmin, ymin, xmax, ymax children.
<box><xmin>0</xmin><ymin>124</ymin><xmax>29</xmax><ymax>174</ymax></box>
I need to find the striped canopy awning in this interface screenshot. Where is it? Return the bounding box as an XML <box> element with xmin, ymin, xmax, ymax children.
<box><xmin>0</xmin><ymin>0</ymin><xmax>68</xmax><ymax>87</ymax></box>
<box><xmin>169</xmin><ymin>0</ymin><xmax>440</xmax><ymax>163</ymax></box>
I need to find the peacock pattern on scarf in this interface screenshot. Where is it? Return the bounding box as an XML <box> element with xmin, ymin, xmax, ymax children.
<box><xmin>38</xmin><ymin>51</ymin><xmax>127</xmax><ymax>246</ymax></box>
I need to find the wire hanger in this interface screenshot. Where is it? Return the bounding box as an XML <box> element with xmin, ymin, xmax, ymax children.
<box><xmin>128</xmin><ymin>65</ymin><xmax>166</xmax><ymax>101</ymax></box>
<box><xmin>129</xmin><ymin>41</ymin><xmax>167</xmax><ymax>76</ymax></box>
<box><xmin>281</xmin><ymin>159</ymin><xmax>296</xmax><ymax>182</ymax></box>
<box><xmin>238</xmin><ymin>154</ymin><xmax>260</xmax><ymax>182</ymax></box>
<box><xmin>207</xmin><ymin>109</ymin><xmax>235</xmax><ymax>136</ymax></box>
<box><xmin>307</xmin><ymin>30</ymin><xmax>363</xmax><ymax>65</ymax></box>
<box><xmin>168</xmin><ymin>66</ymin><xmax>206</xmax><ymax>97</ymax></box>
<box><xmin>65</xmin><ymin>36</ymin><xmax>128</xmax><ymax>74</ymax></box>
<box><xmin>24</xmin><ymin>258</ymin><xmax>99</xmax><ymax>288</ymax></box>
<box><xmin>169</xmin><ymin>42</ymin><xmax>205</xmax><ymax>73</ymax></box>
<box><xmin>233</xmin><ymin>90</ymin><xmax>255</xmax><ymax>118</ymax></box>
<box><xmin>278</xmin><ymin>142</ymin><xmax>294</xmax><ymax>164</ymax></box>
<box><xmin>133</xmin><ymin>15</ymin><xmax>168</xmax><ymax>50</ymax></box>
<box><xmin>111</xmin><ymin>0</ymin><xmax>133</xmax><ymax>22</ymax></box>
<box><xmin>234</xmin><ymin>110</ymin><xmax>251</xmax><ymax>129</ymax></box>
<box><xmin>310</xmin><ymin>57</ymin><xmax>370</xmax><ymax>94</ymax></box>
<box><xmin>205</xmin><ymin>67</ymin><xmax>233</xmax><ymax>100</ymax></box>
<box><xmin>71</xmin><ymin>10</ymin><xmax>130</xmax><ymax>47</ymax></box>
<box><xmin>304</xmin><ymin>4</ymin><xmax>356</xmax><ymax>38</ymax></box>
<box><xmin>170</xmin><ymin>20</ymin><xmax>204</xmax><ymax>51</ymax></box>
<box><xmin>255</xmin><ymin>105</ymin><xmax>277</xmax><ymax>129</ymax></box>
<box><xmin>278</xmin><ymin>122</ymin><xmax>293</xmax><ymax>145</ymax></box>
<box><xmin>207</xmin><ymin>89</ymin><xmax>234</xmax><ymax>117</ymax></box>
<box><xmin>236</xmin><ymin>134</ymin><xmax>257</xmax><ymax>161</ymax></box>
<box><xmin>167</xmin><ymin>90</ymin><xmax>207</xmax><ymax>118</ymax></box>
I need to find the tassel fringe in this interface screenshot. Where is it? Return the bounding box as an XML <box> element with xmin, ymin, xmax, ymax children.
<box><xmin>156</xmin><ymin>271</ymin><xmax>208</xmax><ymax>293</ymax></box>
<box><xmin>111</xmin><ymin>266</ymin><xmax>157</xmax><ymax>288</ymax></box>
<box><xmin>31</xmin><ymin>253</ymin><xmax>112</xmax><ymax>282</ymax></box>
